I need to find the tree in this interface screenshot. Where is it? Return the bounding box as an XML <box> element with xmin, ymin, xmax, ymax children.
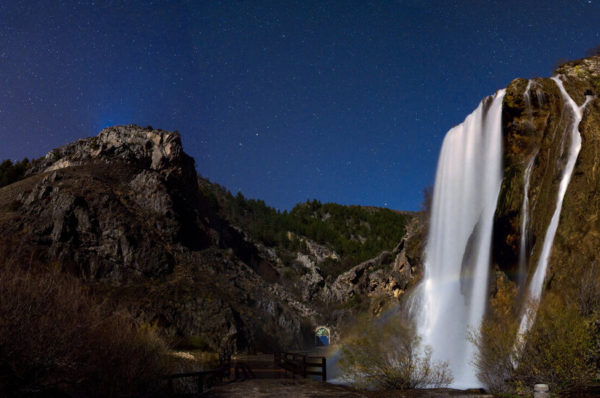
<box><xmin>0</xmin><ymin>158</ymin><xmax>30</xmax><ymax>188</ymax></box>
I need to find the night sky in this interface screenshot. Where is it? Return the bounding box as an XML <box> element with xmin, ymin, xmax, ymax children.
<box><xmin>1</xmin><ymin>1</ymin><xmax>600</xmax><ymax>211</ymax></box>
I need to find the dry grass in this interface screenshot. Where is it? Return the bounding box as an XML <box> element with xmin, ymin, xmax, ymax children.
<box><xmin>0</xmin><ymin>264</ymin><xmax>169</xmax><ymax>397</ymax></box>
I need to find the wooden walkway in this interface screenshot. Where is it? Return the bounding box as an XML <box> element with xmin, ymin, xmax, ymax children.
<box><xmin>164</xmin><ymin>351</ymin><xmax>328</xmax><ymax>395</ymax></box>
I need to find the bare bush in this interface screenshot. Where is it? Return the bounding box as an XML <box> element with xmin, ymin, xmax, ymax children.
<box><xmin>339</xmin><ymin>312</ymin><xmax>452</xmax><ymax>390</ymax></box>
<box><xmin>0</xmin><ymin>265</ymin><xmax>168</xmax><ymax>397</ymax></box>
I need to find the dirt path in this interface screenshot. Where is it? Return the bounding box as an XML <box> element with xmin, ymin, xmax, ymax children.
<box><xmin>202</xmin><ymin>379</ymin><xmax>499</xmax><ymax>398</ymax></box>
<box><xmin>203</xmin><ymin>378</ymin><xmax>365</xmax><ymax>397</ymax></box>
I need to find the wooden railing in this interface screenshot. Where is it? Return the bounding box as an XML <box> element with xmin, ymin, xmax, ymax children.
<box><xmin>274</xmin><ymin>352</ymin><xmax>327</xmax><ymax>381</ymax></box>
<box><xmin>164</xmin><ymin>352</ymin><xmax>232</xmax><ymax>394</ymax></box>
<box><xmin>164</xmin><ymin>368</ymin><xmax>226</xmax><ymax>394</ymax></box>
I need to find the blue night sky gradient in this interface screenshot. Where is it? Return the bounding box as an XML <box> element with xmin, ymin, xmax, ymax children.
<box><xmin>1</xmin><ymin>1</ymin><xmax>600</xmax><ymax>210</ymax></box>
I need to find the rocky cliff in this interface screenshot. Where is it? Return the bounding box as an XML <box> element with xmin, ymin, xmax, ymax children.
<box><xmin>2</xmin><ymin>126</ymin><xmax>207</xmax><ymax>280</ymax></box>
<box><xmin>493</xmin><ymin>55</ymin><xmax>600</xmax><ymax>297</ymax></box>
<box><xmin>0</xmin><ymin>125</ymin><xmax>420</xmax><ymax>353</ymax></box>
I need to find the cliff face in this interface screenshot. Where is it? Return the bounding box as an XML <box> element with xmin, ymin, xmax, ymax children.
<box><xmin>2</xmin><ymin>126</ymin><xmax>208</xmax><ymax>279</ymax></box>
<box><xmin>494</xmin><ymin>55</ymin><xmax>600</xmax><ymax>297</ymax></box>
<box><xmin>0</xmin><ymin>125</ymin><xmax>420</xmax><ymax>353</ymax></box>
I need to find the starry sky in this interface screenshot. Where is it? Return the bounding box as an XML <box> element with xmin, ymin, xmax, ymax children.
<box><xmin>1</xmin><ymin>1</ymin><xmax>600</xmax><ymax>211</ymax></box>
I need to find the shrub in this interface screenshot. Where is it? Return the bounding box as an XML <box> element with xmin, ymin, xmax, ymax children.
<box><xmin>469</xmin><ymin>272</ymin><xmax>520</xmax><ymax>393</ymax></box>
<box><xmin>0</xmin><ymin>265</ymin><xmax>168</xmax><ymax>397</ymax></box>
<box><xmin>471</xmin><ymin>272</ymin><xmax>598</xmax><ymax>394</ymax></box>
<box><xmin>575</xmin><ymin>65</ymin><xmax>586</xmax><ymax>78</ymax></box>
<box><xmin>576</xmin><ymin>261</ymin><xmax>600</xmax><ymax>317</ymax></box>
<box><xmin>339</xmin><ymin>312</ymin><xmax>452</xmax><ymax>390</ymax></box>
<box><xmin>319</xmin><ymin>257</ymin><xmax>346</xmax><ymax>280</ymax></box>
<box><xmin>590</xmin><ymin>76</ymin><xmax>600</xmax><ymax>93</ymax></box>
<box><xmin>515</xmin><ymin>292</ymin><xmax>596</xmax><ymax>392</ymax></box>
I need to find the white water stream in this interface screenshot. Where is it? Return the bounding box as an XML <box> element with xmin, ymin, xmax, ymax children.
<box><xmin>518</xmin><ymin>153</ymin><xmax>536</xmax><ymax>288</ymax></box>
<box><xmin>518</xmin><ymin>80</ymin><xmax>537</xmax><ymax>289</ymax></box>
<box><xmin>415</xmin><ymin>89</ymin><xmax>505</xmax><ymax>388</ymax></box>
<box><xmin>518</xmin><ymin>76</ymin><xmax>592</xmax><ymax>335</ymax></box>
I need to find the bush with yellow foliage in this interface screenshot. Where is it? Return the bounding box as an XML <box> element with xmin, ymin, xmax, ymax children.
<box><xmin>470</xmin><ymin>270</ymin><xmax>599</xmax><ymax>394</ymax></box>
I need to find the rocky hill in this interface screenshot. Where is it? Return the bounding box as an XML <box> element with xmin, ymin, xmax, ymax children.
<box><xmin>0</xmin><ymin>125</ymin><xmax>422</xmax><ymax>353</ymax></box>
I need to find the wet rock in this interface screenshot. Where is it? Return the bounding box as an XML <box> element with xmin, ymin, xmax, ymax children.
<box><xmin>493</xmin><ymin>55</ymin><xmax>600</xmax><ymax>290</ymax></box>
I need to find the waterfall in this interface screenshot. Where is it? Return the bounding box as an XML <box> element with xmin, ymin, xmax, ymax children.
<box><xmin>524</xmin><ymin>79</ymin><xmax>544</xmax><ymax>112</ymax></box>
<box><xmin>518</xmin><ymin>80</ymin><xmax>537</xmax><ymax>290</ymax></box>
<box><xmin>518</xmin><ymin>76</ymin><xmax>592</xmax><ymax>335</ymax></box>
<box><xmin>518</xmin><ymin>153</ymin><xmax>537</xmax><ymax>290</ymax></box>
<box><xmin>524</xmin><ymin>80</ymin><xmax>533</xmax><ymax>118</ymax></box>
<box><xmin>415</xmin><ymin>89</ymin><xmax>505</xmax><ymax>388</ymax></box>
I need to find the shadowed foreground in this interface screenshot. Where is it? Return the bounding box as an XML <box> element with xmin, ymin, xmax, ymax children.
<box><xmin>203</xmin><ymin>379</ymin><xmax>500</xmax><ymax>398</ymax></box>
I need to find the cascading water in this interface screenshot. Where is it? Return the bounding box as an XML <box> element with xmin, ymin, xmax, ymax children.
<box><xmin>518</xmin><ymin>153</ymin><xmax>537</xmax><ymax>290</ymax></box>
<box><xmin>524</xmin><ymin>80</ymin><xmax>533</xmax><ymax>118</ymax></box>
<box><xmin>518</xmin><ymin>80</ymin><xmax>537</xmax><ymax>290</ymax></box>
<box><xmin>518</xmin><ymin>76</ymin><xmax>592</xmax><ymax>335</ymax></box>
<box><xmin>415</xmin><ymin>89</ymin><xmax>505</xmax><ymax>388</ymax></box>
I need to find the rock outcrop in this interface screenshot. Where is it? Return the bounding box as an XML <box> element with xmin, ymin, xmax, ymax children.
<box><xmin>4</xmin><ymin>126</ymin><xmax>208</xmax><ymax>280</ymax></box>
<box><xmin>29</xmin><ymin>125</ymin><xmax>194</xmax><ymax>177</ymax></box>
<box><xmin>493</xmin><ymin>55</ymin><xmax>600</xmax><ymax>295</ymax></box>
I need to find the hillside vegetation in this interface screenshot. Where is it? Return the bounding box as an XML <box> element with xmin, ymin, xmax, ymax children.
<box><xmin>199</xmin><ymin>179</ymin><xmax>411</xmax><ymax>277</ymax></box>
<box><xmin>0</xmin><ymin>158</ymin><xmax>30</xmax><ymax>188</ymax></box>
